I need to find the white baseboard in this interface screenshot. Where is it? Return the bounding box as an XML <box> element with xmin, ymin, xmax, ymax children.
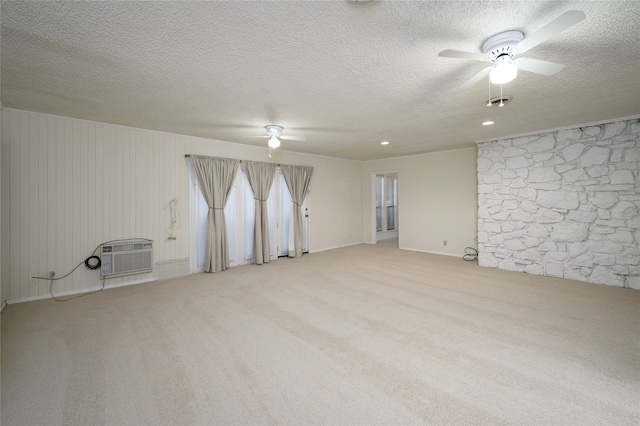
<box><xmin>366</xmin><ymin>240</ymin><xmax>464</xmax><ymax>258</ymax></box>
<box><xmin>103</xmin><ymin>278</ymin><xmax>159</xmax><ymax>290</ymax></box>
<box><xmin>156</xmin><ymin>258</ymin><xmax>190</xmax><ymax>280</ymax></box>
<box><xmin>311</xmin><ymin>242</ymin><xmax>365</xmax><ymax>253</ymax></box>
<box><xmin>400</xmin><ymin>247</ymin><xmax>463</xmax><ymax>258</ymax></box>
<box><xmin>159</xmin><ymin>272</ymin><xmax>191</xmax><ymax>281</ymax></box>
<box><xmin>6</xmin><ymin>277</ymin><xmax>159</xmax><ymax>305</ymax></box>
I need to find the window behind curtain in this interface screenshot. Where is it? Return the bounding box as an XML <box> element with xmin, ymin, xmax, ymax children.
<box><xmin>190</xmin><ymin>165</ymin><xmax>301</xmax><ymax>271</ymax></box>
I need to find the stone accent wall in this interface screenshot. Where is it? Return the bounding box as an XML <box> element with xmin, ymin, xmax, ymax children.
<box><xmin>477</xmin><ymin>118</ymin><xmax>640</xmax><ymax>289</ymax></box>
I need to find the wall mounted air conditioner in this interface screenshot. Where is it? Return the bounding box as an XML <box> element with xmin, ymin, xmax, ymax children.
<box><xmin>101</xmin><ymin>239</ymin><xmax>153</xmax><ymax>278</ymax></box>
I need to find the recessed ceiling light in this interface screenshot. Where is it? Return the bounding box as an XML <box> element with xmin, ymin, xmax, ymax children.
<box><xmin>381</xmin><ymin>141</ymin><xmax>390</xmax><ymax>145</ymax></box>
<box><xmin>482</xmin><ymin>121</ymin><xmax>495</xmax><ymax>126</ymax></box>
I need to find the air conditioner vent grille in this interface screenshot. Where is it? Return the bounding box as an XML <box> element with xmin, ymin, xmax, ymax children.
<box><xmin>101</xmin><ymin>239</ymin><xmax>153</xmax><ymax>278</ymax></box>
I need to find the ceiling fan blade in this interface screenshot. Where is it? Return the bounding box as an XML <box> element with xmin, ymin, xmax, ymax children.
<box><xmin>515</xmin><ymin>57</ymin><xmax>565</xmax><ymax>76</ymax></box>
<box><xmin>438</xmin><ymin>49</ymin><xmax>489</xmax><ymax>61</ymax></box>
<box><xmin>516</xmin><ymin>10</ymin><xmax>586</xmax><ymax>53</ymax></box>
<box><xmin>280</xmin><ymin>135</ymin><xmax>306</xmax><ymax>141</ymax></box>
<box><xmin>457</xmin><ymin>66</ymin><xmax>493</xmax><ymax>91</ymax></box>
<box><xmin>245</xmin><ymin>135</ymin><xmax>268</xmax><ymax>138</ymax></box>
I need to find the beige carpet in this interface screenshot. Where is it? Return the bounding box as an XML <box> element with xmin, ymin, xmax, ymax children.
<box><xmin>2</xmin><ymin>244</ymin><xmax>639</xmax><ymax>425</ymax></box>
<box><xmin>376</xmin><ymin>237</ymin><xmax>398</xmax><ymax>247</ymax></box>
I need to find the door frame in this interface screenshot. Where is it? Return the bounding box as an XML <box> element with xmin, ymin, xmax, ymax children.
<box><xmin>371</xmin><ymin>171</ymin><xmax>399</xmax><ymax>244</ymax></box>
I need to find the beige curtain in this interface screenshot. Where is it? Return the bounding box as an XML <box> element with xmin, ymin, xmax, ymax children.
<box><xmin>281</xmin><ymin>165</ymin><xmax>313</xmax><ymax>258</ymax></box>
<box><xmin>190</xmin><ymin>156</ymin><xmax>239</xmax><ymax>272</ymax></box>
<box><xmin>244</xmin><ymin>161</ymin><xmax>277</xmax><ymax>265</ymax></box>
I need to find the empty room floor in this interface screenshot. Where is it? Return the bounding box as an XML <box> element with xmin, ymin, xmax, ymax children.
<box><xmin>2</xmin><ymin>244</ymin><xmax>639</xmax><ymax>425</ymax></box>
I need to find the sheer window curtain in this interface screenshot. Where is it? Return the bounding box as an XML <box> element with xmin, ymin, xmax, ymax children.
<box><xmin>243</xmin><ymin>161</ymin><xmax>277</xmax><ymax>265</ymax></box>
<box><xmin>281</xmin><ymin>165</ymin><xmax>313</xmax><ymax>258</ymax></box>
<box><xmin>190</xmin><ymin>156</ymin><xmax>240</xmax><ymax>272</ymax></box>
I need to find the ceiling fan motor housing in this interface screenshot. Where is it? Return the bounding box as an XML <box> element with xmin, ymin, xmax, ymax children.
<box><xmin>482</xmin><ymin>30</ymin><xmax>524</xmax><ymax>62</ymax></box>
<box><xmin>265</xmin><ymin>125</ymin><xmax>284</xmax><ymax>138</ymax></box>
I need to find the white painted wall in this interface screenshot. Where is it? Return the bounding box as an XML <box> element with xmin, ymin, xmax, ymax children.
<box><xmin>0</xmin><ymin>44</ymin><xmax>3</xmax><ymax>307</ymax></box>
<box><xmin>1</xmin><ymin>36</ymin><xmax>3</xmax><ymax>405</ymax></box>
<box><xmin>0</xmin><ymin>109</ymin><xmax>363</xmax><ymax>302</ymax></box>
<box><xmin>362</xmin><ymin>147</ymin><xmax>478</xmax><ymax>257</ymax></box>
<box><xmin>0</xmin><ymin>104</ymin><xmax>4</xmax><ymax>306</ymax></box>
<box><xmin>0</xmin><ymin>102</ymin><xmax>3</xmax><ymax>307</ymax></box>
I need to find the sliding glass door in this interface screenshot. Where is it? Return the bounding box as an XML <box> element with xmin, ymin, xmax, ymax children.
<box><xmin>189</xmin><ymin>164</ymin><xmax>309</xmax><ymax>272</ymax></box>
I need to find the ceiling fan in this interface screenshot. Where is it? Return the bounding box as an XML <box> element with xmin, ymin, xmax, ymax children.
<box><xmin>438</xmin><ymin>10</ymin><xmax>586</xmax><ymax>90</ymax></box>
<box><xmin>249</xmin><ymin>125</ymin><xmax>306</xmax><ymax>149</ymax></box>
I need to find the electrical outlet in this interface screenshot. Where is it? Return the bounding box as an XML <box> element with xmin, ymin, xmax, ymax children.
<box><xmin>443</xmin><ymin>240</ymin><xmax>447</xmax><ymax>246</ymax></box>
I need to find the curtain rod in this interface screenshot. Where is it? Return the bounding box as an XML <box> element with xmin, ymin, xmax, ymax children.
<box><xmin>185</xmin><ymin>154</ymin><xmax>247</xmax><ymax>162</ymax></box>
<box><xmin>185</xmin><ymin>154</ymin><xmax>244</xmax><ymax>161</ymax></box>
<box><xmin>185</xmin><ymin>155</ymin><xmax>313</xmax><ymax>173</ymax></box>
<box><xmin>186</xmin><ymin>154</ymin><xmax>245</xmax><ymax>160</ymax></box>
<box><xmin>185</xmin><ymin>154</ymin><xmax>281</xmax><ymax>166</ymax></box>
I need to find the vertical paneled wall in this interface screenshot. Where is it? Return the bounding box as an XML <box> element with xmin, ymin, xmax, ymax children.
<box><xmin>1</xmin><ymin>109</ymin><xmax>363</xmax><ymax>302</ymax></box>
<box><xmin>1</xmin><ymin>110</ymin><xmax>190</xmax><ymax>301</ymax></box>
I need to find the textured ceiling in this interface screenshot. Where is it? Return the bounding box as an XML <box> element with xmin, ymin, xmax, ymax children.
<box><xmin>1</xmin><ymin>1</ymin><xmax>639</xmax><ymax>161</ymax></box>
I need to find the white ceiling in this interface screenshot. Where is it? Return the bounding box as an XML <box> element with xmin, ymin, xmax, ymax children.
<box><xmin>2</xmin><ymin>1</ymin><xmax>639</xmax><ymax>161</ymax></box>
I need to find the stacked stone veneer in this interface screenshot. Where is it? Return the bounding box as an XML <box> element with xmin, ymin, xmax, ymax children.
<box><xmin>477</xmin><ymin>118</ymin><xmax>640</xmax><ymax>289</ymax></box>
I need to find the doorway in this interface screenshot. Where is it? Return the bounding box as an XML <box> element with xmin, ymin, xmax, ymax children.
<box><xmin>372</xmin><ymin>172</ymin><xmax>398</xmax><ymax>247</ymax></box>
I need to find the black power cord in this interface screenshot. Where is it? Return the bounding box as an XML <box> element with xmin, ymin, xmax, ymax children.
<box><xmin>32</xmin><ymin>253</ymin><xmax>103</xmax><ymax>302</ymax></box>
<box><xmin>463</xmin><ymin>247</ymin><xmax>478</xmax><ymax>262</ymax></box>
<box><xmin>84</xmin><ymin>255</ymin><xmax>101</xmax><ymax>270</ymax></box>
<box><xmin>32</xmin><ymin>238</ymin><xmax>151</xmax><ymax>302</ymax></box>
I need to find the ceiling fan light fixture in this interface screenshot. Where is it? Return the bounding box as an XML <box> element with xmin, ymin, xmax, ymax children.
<box><xmin>490</xmin><ymin>57</ymin><xmax>518</xmax><ymax>85</ymax></box>
<box><xmin>268</xmin><ymin>135</ymin><xmax>280</xmax><ymax>148</ymax></box>
<box><xmin>265</xmin><ymin>124</ymin><xmax>283</xmax><ymax>138</ymax></box>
